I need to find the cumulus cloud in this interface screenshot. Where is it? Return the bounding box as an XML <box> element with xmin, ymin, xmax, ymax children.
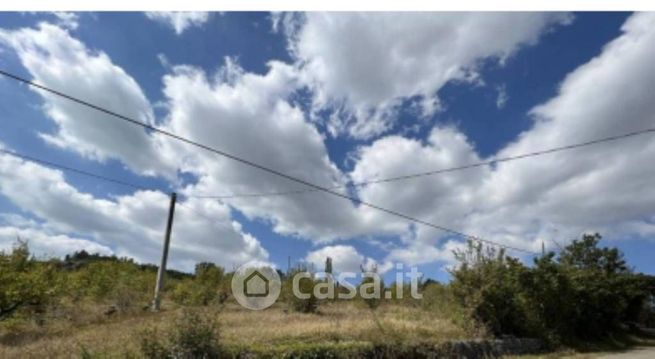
<box><xmin>0</xmin><ymin>151</ymin><xmax>268</xmax><ymax>271</ymax></box>
<box><xmin>0</xmin><ymin>23</ymin><xmax>174</xmax><ymax>177</ymax></box>
<box><xmin>51</xmin><ymin>12</ymin><xmax>79</xmax><ymax>30</ymax></box>
<box><xmin>2</xmin><ymin>13</ymin><xmax>654</xmax><ymax>274</ymax></box>
<box><xmin>305</xmin><ymin>245</ymin><xmax>377</xmax><ymax>274</ymax></box>
<box><xmin>145</xmin><ymin>12</ymin><xmax>211</xmax><ymax>35</ymax></box>
<box><xmin>163</xmin><ymin>59</ymin><xmax>383</xmax><ymax>241</ymax></box>
<box><xmin>0</xmin><ymin>218</ymin><xmax>113</xmax><ymax>259</ymax></box>
<box><xmin>468</xmin><ymin>11</ymin><xmax>655</xmax><ymax>244</ymax></box>
<box><xmin>350</xmin><ymin>12</ymin><xmax>655</xmax><ymax>265</ymax></box>
<box><xmin>285</xmin><ymin>12</ymin><xmax>572</xmax><ymax>139</ymax></box>
<box><xmin>0</xmin><ymin>21</ymin><xmax>385</xmax><ymax>246</ymax></box>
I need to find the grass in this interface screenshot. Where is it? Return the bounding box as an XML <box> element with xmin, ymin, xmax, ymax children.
<box><xmin>0</xmin><ymin>300</ymin><xmax>468</xmax><ymax>358</ymax></box>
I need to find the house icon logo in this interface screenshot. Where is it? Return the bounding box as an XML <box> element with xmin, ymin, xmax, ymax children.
<box><xmin>231</xmin><ymin>262</ymin><xmax>281</xmax><ymax>310</ymax></box>
<box><xmin>244</xmin><ymin>270</ymin><xmax>269</xmax><ymax>297</ymax></box>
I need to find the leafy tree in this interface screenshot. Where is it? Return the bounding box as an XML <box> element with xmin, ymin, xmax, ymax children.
<box><xmin>449</xmin><ymin>235</ymin><xmax>655</xmax><ymax>343</ymax></box>
<box><xmin>359</xmin><ymin>263</ymin><xmax>383</xmax><ymax>310</ymax></box>
<box><xmin>558</xmin><ymin>233</ymin><xmax>628</xmax><ymax>275</ymax></box>
<box><xmin>449</xmin><ymin>241</ymin><xmax>527</xmax><ymax>336</ymax></box>
<box><xmin>283</xmin><ymin>267</ymin><xmax>319</xmax><ymax>313</ymax></box>
<box><xmin>171</xmin><ymin>263</ymin><xmax>226</xmax><ymax>306</ymax></box>
<box><xmin>0</xmin><ymin>240</ymin><xmax>57</xmax><ymax>321</ymax></box>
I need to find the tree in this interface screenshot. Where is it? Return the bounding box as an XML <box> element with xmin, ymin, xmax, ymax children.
<box><xmin>558</xmin><ymin>233</ymin><xmax>628</xmax><ymax>275</ymax></box>
<box><xmin>0</xmin><ymin>240</ymin><xmax>56</xmax><ymax>321</ymax></box>
<box><xmin>449</xmin><ymin>241</ymin><xmax>528</xmax><ymax>336</ymax></box>
<box><xmin>172</xmin><ymin>262</ymin><xmax>226</xmax><ymax>306</ymax></box>
<box><xmin>448</xmin><ymin>236</ymin><xmax>655</xmax><ymax>343</ymax></box>
<box><xmin>359</xmin><ymin>263</ymin><xmax>383</xmax><ymax>310</ymax></box>
<box><xmin>324</xmin><ymin>257</ymin><xmax>333</xmax><ymax>275</ymax></box>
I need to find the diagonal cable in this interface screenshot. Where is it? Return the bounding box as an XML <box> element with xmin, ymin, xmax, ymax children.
<box><xmin>0</xmin><ymin>69</ymin><xmax>541</xmax><ymax>254</ymax></box>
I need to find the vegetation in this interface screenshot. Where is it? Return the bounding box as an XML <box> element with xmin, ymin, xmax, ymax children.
<box><xmin>0</xmin><ymin>240</ymin><xmax>57</xmax><ymax>322</ymax></box>
<box><xmin>283</xmin><ymin>267</ymin><xmax>320</xmax><ymax>313</ymax></box>
<box><xmin>449</xmin><ymin>234</ymin><xmax>655</xmax><ymax>345</ymax></box>
<box><xmin>139</xmin><ymin>309</ymin><xmax>221</xmax><ymax>358</ymax></box>
<box><xmin>359</xmin><ymin>264</ymin><xmax>383</xmax><ymax>310</ymax></box>
<box><xmin>1</xmin><ymin>233</ymin><xmax>654</xmax><ymax>358</ymax></box>
<box><xmin>171</xmin><ymin>262</ymin><xmax>229</xmax><ymax>306</ymax></box>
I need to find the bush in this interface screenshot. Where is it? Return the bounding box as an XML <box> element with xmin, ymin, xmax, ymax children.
<box><xmin>0</xmin><ymin>240</ymin><xmax>59</xmax><ymax>321</ymax></box>
<box><xmin>449</xmin><ymin>242</ymin><xmax>527</xmax><ymax>336</ymax></box>
<box><xmin>139</xmin><ymin>309</ymin><xmax>221</xmax><ymax>358</ymax></box>
<box><xmin>448</xmin><ymin>235</ymin><xmax>655</xmax><ymax>344</ymax></box>
<box><xmin>359</xmin><ymin>274</ymin><xmax>383</xmax><ymax>310</ymax></box>
<box><xmin>65</xmin><ymin>260</ymin><xmax>154</xmax><ymax>308</ymax></box>
<box><xmin>283</xmin><ymin>269</ymin><xmax>319</xmax><ymax>313</ymax></box>
<box><xmin>170</xmin><ymin>263</ymin><xmax>227</xmax><ymax>306</ymax></box>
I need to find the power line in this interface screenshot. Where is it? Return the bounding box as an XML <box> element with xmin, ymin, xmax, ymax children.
<box><xmin>4</xmin><ymin>147</ymin><xmax>526</xmax><ymax>256</ymax></box>
<box><xmin>189</xmin><ymin>127</ymin><xmax>655</xmax><ymax>199</ymax></box>
<box><xmin>0</xmin><ymin>148</ymin><xmax>234</xmax><ymax>230</ymax></box>
<box><xmin>0</xmin><ymin>148</ymin><xmax>149</xmax><ymax>192</ymax></box>
<box><xmin>0</xmin><ymin>69</ymin><xmax>538</xmax><ymax>254</ymax></box>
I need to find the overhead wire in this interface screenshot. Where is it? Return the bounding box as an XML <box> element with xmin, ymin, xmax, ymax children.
<box><xmin>188</xmin><ymin>127</ymin><xmax>655</xmax><ymax>199</ymax></box>
<box><xmin>0</xmin><ymin>148</ymin><xmax>234</xmax><ymax>229</ymax></box>
<box><xmin>1</xmin><ymin>69</ymin><xmax>602</xmax><ymax>255</ymax></box>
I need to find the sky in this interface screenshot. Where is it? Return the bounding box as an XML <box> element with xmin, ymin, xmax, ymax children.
<box><xmin>0</xmin><ymin>11</ymin><xmax>654</xmax><ymax>282</ymax></box>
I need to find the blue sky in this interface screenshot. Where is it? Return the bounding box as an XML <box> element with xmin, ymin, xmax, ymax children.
<box><xmin>0</xmin><ymin>12</ymin><xmax>654</xmax><ymax>282</ymax></box>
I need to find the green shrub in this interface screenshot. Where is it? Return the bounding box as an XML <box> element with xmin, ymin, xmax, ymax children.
<box><xmin>449</xmin><ymin>242</ymin><xmax>527</xmax><ymax>336</ymax></box>
<box><xmin>0</xmin><ymin>240</ymin><xmax>59</xmax><ymax>321</ymax></box>
<box><xmin>359</xmin><ymin>275</ymin><xmax>383</xmax><ymax>310</ymax></box>
<box><xmin>283</xmin><ymin>269</ymin><xmax>319</xmax><ymax>313</ymax></box>
<box><xmin>448</xmin><ymin>235</ymin><xmax>655</xmax><ymax>344</ymax></box>
<box><xmin>139</xmin><ymin>309</ymin><xmax>221</xmax><ymax>358</ymax></box>
<box><xmin>170</xmin><ymin>263</ymin><xmax>226</xmax><ymax>306</ymax></box>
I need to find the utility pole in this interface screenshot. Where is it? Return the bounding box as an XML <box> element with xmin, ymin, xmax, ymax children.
<box><xmin>152</xmin><ymin>192</ymin><xmax>177</xmax><ymax>311</ymax></box>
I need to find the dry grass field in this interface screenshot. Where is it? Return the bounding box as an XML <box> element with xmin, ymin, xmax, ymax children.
<box><xmin>0</xmin><ymin>301</ymin><xmax>468</xmax><ymax>358</ymax></box>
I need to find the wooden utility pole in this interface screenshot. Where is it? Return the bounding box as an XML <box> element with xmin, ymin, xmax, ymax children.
<box><xmin>152</xmin><ymin>192</ymin><xmax>177</xmax><ymax>311</ymax></box>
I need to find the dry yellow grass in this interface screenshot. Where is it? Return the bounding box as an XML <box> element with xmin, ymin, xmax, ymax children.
<box><xmin>0</xmin><ymin>301</ymin><xmax>467</xmax><ymax>358</ymax></box>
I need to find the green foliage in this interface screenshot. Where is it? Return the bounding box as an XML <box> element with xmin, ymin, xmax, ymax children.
<box><xmin>171</xmin><ymin>279</ymin><xmax>215</xmax><ymax>306</ymax></box>
<box><xmin>65</xmin><ymin>259</ymin><xmax>154</xmax><ymax>310</ymax></box>
<box><xmin>559</xmin><ymin>233</ymin><xmax>627</xmax><ymax>274</ymax></box>
<box><xmin>139</xmin><ymin>309</ymin><xmax>221</xmax><ymax>359</ymax></box>
<box><xmin>359</xmin><ymin>275</ymin><xmax>383</xmax><ymax>310</ymax></box>
<box><xmin>358</xmin><ymin>264</ymin><xmax>383</xmax><ymax>310</ymax></box>
<box><xmin>449</xmin><ymin>242</ymin><xmax>527</xmax><ymax>336</ymax></box>
<box><xmin>170</xmin><ymin>263</ymin><xmax>227</xmax><ymax>306</ymax></box>
<box><xmin>0</xmin><ymin>240</ymin><xmax>58</xmax><ymax>321</ymax></box>
<box><xmin>449</xmin><ymin>234</ymin><xmax>655</xmax><ymax>344</ymax></box>
<box><xmin>283</xmin><ymin>268</ymin><xmax>319</xmax><ymax>313</ymax></box>
<box><xmin>420</xmin><ymin>281</ymin><xmax>459</xmax><ymax>318</ymax></box>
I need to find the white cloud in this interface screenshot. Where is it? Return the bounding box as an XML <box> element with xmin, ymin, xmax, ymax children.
<box><xmin>0</xmin><ymin>151</ymin><xmax>268</xmax><ymax>271</ymax></box>
<box><xmin>305</xmin><ymin>245</ymin><xmax>376</xmax><ymax>274</ymax></box>
<box><xmin>145</xmin><ymin>12</ymin><xmax>211</xmax><ymax>35</ymax></box>
<box><xmin>2</xmin><ymin>13</ymin><xmax>654</xmax><ymax>274</ymax></box>
<box><xmin>163</xmin><ymin>59</ymin><xmax>382</xmax><ymax>242</ymax></box>
<box><xmin>0</xmin><ymin>220</ymin><xmax>113</xmax><ymax>259</ymax></box>
<box><xmin>496</xmin><ymin>84</ymin><xmax>508</xmax><ymax>109</ymax></box>
<box><xmin>285</xmin><ymin>12</ymin><xmax>572</xmax><ymax>139</ymax></box>
<box><xmin>0</xmin><ymin>21</ymin><xmax>386</xmax><ymax>246</ymax></box>
<box><xmin>385</xmin><ymin>239</ymin><xmax>465</xmax><ymax>268</ymax></box>
<box><xmin>51</xmin><ymin>12</ymin><xmax>79</xmax><ymax>30</ymax></box>
<box><xmin>0</xmin><ymin>23</ymin><xmax>174</xmax><ymax>177</ymax></box>
<box><xmin>349</xmin><ymin>12</ymin><xmax>655</xmax><ymax>265</ymax></box>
